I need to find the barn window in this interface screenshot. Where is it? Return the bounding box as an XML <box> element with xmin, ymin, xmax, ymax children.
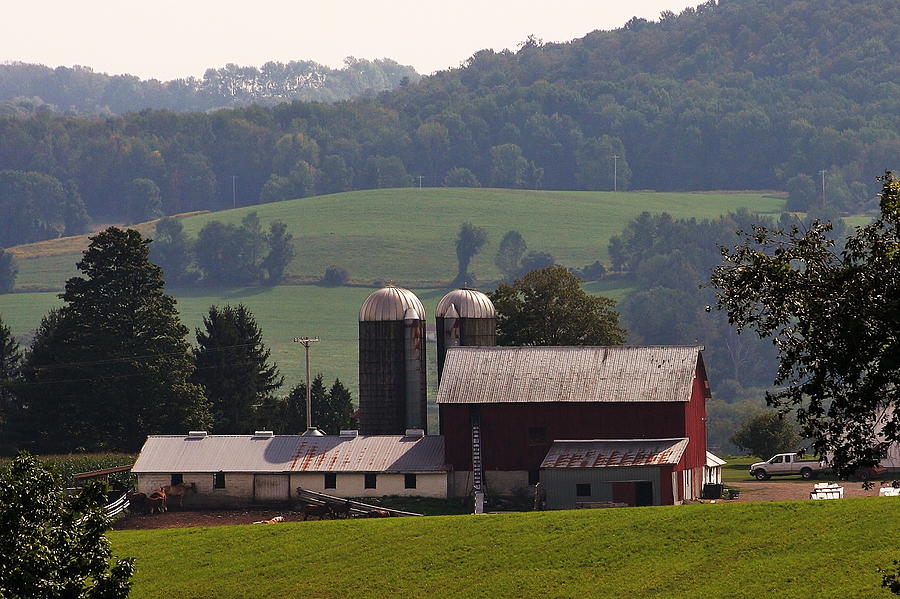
<box><xmin>404</xmin><ymin>474</ymin><xmax>417</xmax><ymax>489</ymax></box>
<box><xmin>527</xmin><ymin>427</ymin><xmax>548</xmax><ymax>445</ymax></box>
<box><xmin>214</xmin><ymin>471</ymin><xmax>226</xmax><ymax>489</ymax></box>
<box><xmin>324</xmin><ymin>473</ymin><xmax>337</xmax><ymax>489</ymax></box>
<box><xmin>576</xmin><ymin>483</ymin><xmax>591</xmax><ymax>497</ymax></box>
<box><xmin>364</xmin><ymin>473</ymin><xmax>377</xmax><ymax>489</ymax></box>
<box><xmin>528</xmin><ymin>469</ymin><xmax>540</xmax><ymax>485</ymax></box>
<box><xmin>170</xmin><ymin>473</ymin><xmax>183</xmax><ymax>486</ymax></box>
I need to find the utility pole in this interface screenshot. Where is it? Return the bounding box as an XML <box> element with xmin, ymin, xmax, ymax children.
<box><xmin>417</xmin><ymin>175</ymin><xmax>424</xmax><ymax>188</ymax></box>
<box><xmin>819</xmin><ymin>169</ymin><xmax>827</xmax><ymax>206</ymax></box>
<box><xmin>293</xmin><ymin>337</ymin><xmax>320</xmax><ymax>434</ymax></box>
<box><xmin>232</xmin><ymin>175</ymin><xmax>237</xmax><ymax>210</ymax></box>
<box><xmin>612</xmin><ymin>155</ymin><xmax>619</xmax><ymax>192</ymax></box>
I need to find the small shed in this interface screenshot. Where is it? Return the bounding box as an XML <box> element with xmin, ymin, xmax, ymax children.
<box><xmin>703</xmin><ymin>451</ymin><xmax>727</xmax><ymax>485</ymax></box>
<box><xmin>540</xmin><ymin>438</ymin><xmax>689</xmax><ymax>508</ymax></box>
<box><xmin>132</xmin><ymin>431</ymin><xmax>448</xmax><ymax>507</ymax></box>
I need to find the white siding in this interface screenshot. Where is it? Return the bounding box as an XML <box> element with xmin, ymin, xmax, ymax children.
<box><xmin>292</xmin><ymin>472</ymin><xmax>447</xmax><ymax>498</ymax></box>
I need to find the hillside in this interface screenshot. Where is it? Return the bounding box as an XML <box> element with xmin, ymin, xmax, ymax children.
<box><xmin>1</xmin><ymin>0</ymin><xmax>894</xmax><ymax>248</ymax></box>
<box><xmin>9</xmin><ymin>188</ymin><xmax>785</xmax><ymax>291</ymax></box>
<box><xmin>110</xmin><ymin>498</ymin><xmax>900</xmax><ymax>598</ymax></box>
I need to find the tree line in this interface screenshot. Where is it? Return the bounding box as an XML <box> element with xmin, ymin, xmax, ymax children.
<box><xmin>0</xmin><ymin>58</ymin><xmax>419</xmax><ymax>116</ymax></box>
<box><xmin>0</xmin><ymin>227</ymin><xmax>353</xmax><ymax>454</ymax></box>
<box><xmin>2</xmin><ymin>0</ymin><xmax>897</xmax><ymax>248</ymax></box>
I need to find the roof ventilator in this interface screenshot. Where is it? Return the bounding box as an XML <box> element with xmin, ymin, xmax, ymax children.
<box><xmin>187</xmin><ymin>431</ymin><xmax>207</xmax><ymax>437</ymax></box>
<box><xmin>253</xmin><ymin>430</ymin><xmax>274</xmax><ymax>437</ymax></box>
<box><xmin>405</xmin><ymin>428</ymin><xmax>425</xmax><ymax>438</ymax></box>
<box><xmin>339</xmin><ymin>430</ymin><xmax>359</xmax><ymax>438</ymax></box>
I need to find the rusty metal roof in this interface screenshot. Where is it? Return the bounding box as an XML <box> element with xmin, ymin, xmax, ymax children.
<box><xmin>132</xmin><ymin>434</ymin><xmax>447</xmax><ymax>473</ymax></box>
<box><xmin>541</xmin><ymin>438</ymin><xmax>689</xmax><ymax>468</ymax></box>
<box><xmin>436</xmin><ymin>345</ymin><xmax>703</xmax><ymax>404</ymax></box>
<box><xmin>435</xmin><ymin>288</ymin><xmax>496</xmax><ymax>318</ymax></box>
<box><xmin>359</xmin><ymin>285</ymin><xmax>425</xmax><ymax>321</ymax></box>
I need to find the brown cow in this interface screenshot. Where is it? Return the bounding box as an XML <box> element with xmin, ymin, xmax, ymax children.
<box><xmin>329</xmin><ymin>501</ymin><xmax>352</xmax><ymax>519</ymax></box>
<box><xmin>299</xmin><ymin>503</ymin><xmax>332</xmax><ymax>521</ymax></box>
<box><xmin>366</xmin><ymin>509</ymin><xmax>392</xmax><ymax>518</ymax></box>
<box><xmin>127</xmin><ymin>492</ymin><xmax>149</xmax><ymax>514</ymax></box>
<box><xmin>161</xmin><ymin>482</ymin><xmax>196</xmax><ymax>509</ymax></box>
<box><xmin>147</xmin><ymin>489</ymin><xmax>167</xmax><ymax>514</ymax></box>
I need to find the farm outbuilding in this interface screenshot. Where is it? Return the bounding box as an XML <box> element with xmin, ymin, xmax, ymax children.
<box><xmin>704</xmin><ymin>451</ymin><xmax>727</xmax><ymax>485</ymax></box>
<box><xmin>540</xmin><ymin>438</ymin><xmax>690</xmax><ymax>508</ymax></box>
<box><xmin>437</xmin><ymin>345</ymin><xmax>711</xmax><ymax>504</ymax></box>
<box><xmin>132</xmin><ymin>430</ymin><xmax>448</xmax><ymax>508</ymax></box>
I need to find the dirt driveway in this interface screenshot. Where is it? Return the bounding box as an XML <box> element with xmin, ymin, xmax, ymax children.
<box><xmin>729</xmin><ymin>479</ymin><xmax>889</xmax><ymax>502</ymax></box>
<box><xmin>112</xmin><ymin>509</ymin><xmax>312</xmax><ymax>530</ymax></box>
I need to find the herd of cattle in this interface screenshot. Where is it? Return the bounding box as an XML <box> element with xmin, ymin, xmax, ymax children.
<box><xmin>127</xmin><ymin>482</ymin><xmax>196</xmax><ymax>514</ymax></box>
<box><xmin>125</xmin><ymin>484</ymin><xmax>396</xmax><ymax>519</ymax></box>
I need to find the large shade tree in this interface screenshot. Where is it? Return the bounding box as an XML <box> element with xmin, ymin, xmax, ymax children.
<box><xmin>711</xmin><ymin>172</ymin><xmax>900</xmax><ymax>475</ymax></box>
<box><xmin>490</xmin><ymin>265</ymin><xmax>626</xmax><ymax>346</ymax></box>
<box><xmin>454</xmin><ymin>222</ymin><xmax>487</xmax><ymax>286</ymax></box>
<box><xmin>18</xmin><ymin>228</ymin><xmax>210</xmax><ymax>452</ymax></box>
<box><xmin>0</xmin><ymin>453</ymin><xmax>134</xmax><ymax>598</ymax></box>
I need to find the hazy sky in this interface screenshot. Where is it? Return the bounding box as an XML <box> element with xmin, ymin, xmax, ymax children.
<box><xmin>2</xmin><ymin>1</ymin><xmax>699</xmax><ymax>80</ymax></box>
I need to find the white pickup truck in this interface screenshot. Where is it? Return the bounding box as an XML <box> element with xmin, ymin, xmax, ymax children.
<box><xmin>749</xmin><ymin>453</ymin><xmax>824</xmax><ymax>480</ymax></box>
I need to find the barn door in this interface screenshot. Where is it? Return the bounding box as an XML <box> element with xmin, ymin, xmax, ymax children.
<box><xmin>612</xmin><ymin>482</ymin><xmax>637</xmax><ymax>507</ymax></box>
<box><xmin>254</xmin><ymin>475</ymin><xmax>290</xmax><ymax>501</ymax></box>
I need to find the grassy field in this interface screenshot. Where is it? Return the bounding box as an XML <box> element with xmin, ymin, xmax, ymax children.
<box><xmin>109</xmin><ymin>498</ymin><xmax>900</xmax><ymax>599</ymax></box>
<box><xmin>0</xmin><ymin>277</ymin><xmax>639</xmax><ymax>404</ymax></box>
<box><xmin>0</xmin><ymin>285</ymin><xmax>472</xmax><ymax>429</ymax></box>
<box><xmin>8</xmin><ymin>188</ymin><xmax>786</xmax><ymax>291</ymax></box>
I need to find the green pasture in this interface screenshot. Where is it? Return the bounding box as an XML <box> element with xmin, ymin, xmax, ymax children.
<box><xmin>110</xmin><ymin>498</ymin><xmax>900</xmax><ymax>599</ymax></box>
<box><xmin>0</xmin><ymin>279</ymin><xmax>637</xmax><ymax>404</ymax></box>
<box><xmin>11</xmin><ymin>188</ymin><xmax>786</xmax><ymax>291</ymax></box>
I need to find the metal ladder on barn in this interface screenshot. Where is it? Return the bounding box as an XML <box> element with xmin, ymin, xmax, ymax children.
<box><xmin>471</xmin><ymin>411</ymin><xmax>485</xmax><ymax>514</ymax></box>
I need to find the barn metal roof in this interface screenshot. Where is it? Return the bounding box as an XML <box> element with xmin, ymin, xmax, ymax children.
<box><xmin>436</xmin><ymin>345</ymin><xmax>703</xmax><ymax>404</ymax></box>
<box><xmin>132</xmin><ymin>434</ymin><xmax>447</xmax><ymax>473</ymax></box>
<box><xmin>435</xmin><ymin>288</ymin><xmax>496</xmax><ymax>318</ymax></box>
<box><xmin>540</xmin><ymin>438</ymin><xmax>689</xmax><ymax>468</ymax></box>
<box><xmin>359</xmin><ymin>285</ymin><xmax>425</xmax><ymax>321</ymax></box>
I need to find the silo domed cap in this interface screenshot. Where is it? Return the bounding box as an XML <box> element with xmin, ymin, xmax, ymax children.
<box><xmin>359</xmin><ymin>285</ymin><xmax>426</xmax><ymax>321</ymax></box>
<box><xmin>436</xmin><ymin>288</ymin><xmax>496</xmax><ymax>318</ymax></box>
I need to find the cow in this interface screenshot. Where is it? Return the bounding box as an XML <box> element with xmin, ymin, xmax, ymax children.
<box><xmin>127</xmin><ymin>492</ymin><xmax>148</xmax><ymax>515</ymax></box>
<box><xmin>161</xmin><ymin>482</ymin><xmax>197</xmax><ymax>509</ymax></box>
<box><xmin>299</xmin><ymin>503</ymin><xmax>332</xmax><ymax>521</ymax></box>
<box><xmin>328</xmin><ymin>501</ymin><xmax>353</xmax><ymax>519</ymax></box>
<box><xmin>365</xmin><ymin>509</ymin><xmax>392</xmax><ymax>518</ymax></box>
<box><xmin>147</xmin><ymin>489</ymin><xmax>167</xmax><ymax>514</ymax></box>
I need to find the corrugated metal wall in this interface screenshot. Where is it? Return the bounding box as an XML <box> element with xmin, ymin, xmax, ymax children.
<box><xmin>541</xmin><ymin>466</ymin><xmax>662</xmax><ymax>509</ymax></box>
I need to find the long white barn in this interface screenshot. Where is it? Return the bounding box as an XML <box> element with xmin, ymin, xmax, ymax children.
<box><xmin>132</xmin><ymin>430</ymin><xmax>448</xmax><ymax>507</ymax></box>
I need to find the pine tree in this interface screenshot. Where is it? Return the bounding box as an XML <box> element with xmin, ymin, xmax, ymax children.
<box><xmin>0</xmin><ymin>316</ymin><xmax>21</xmax><ymax>449</ymax></box>
<box><xmin>274</xmin><ymin>375</ymin><xmax>356</xmax><ymax>434</ymax></box>
<box><xmin>193</xmin><ymin>304</ymin><xmax>282</xmax><ymax>433</ymax></box>
<box><xmin>19</xmin><ymin>228</ymin><xmax>210</xmax><ymax>452</ymax></box>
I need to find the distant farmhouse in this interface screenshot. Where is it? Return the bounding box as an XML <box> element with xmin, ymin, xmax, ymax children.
<box><xmin>132</xmin><ymin>286</ymin><xmax>722</xmax><ymax>510</ymax></box>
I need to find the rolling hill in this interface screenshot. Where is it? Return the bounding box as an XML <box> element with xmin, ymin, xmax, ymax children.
<box><xmin>109</xmin><ymin>498</ymin><xmax>900</xmax><ymax>599</ymax></box>
<box><xmin>9</xmin><ymin>187</ymin><xmax>786</xmax><ymax>292</ymax></box>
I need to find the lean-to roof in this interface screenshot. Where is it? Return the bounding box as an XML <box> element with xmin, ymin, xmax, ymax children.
<box><xmin>540</xmin><ymin>438</ymin><xmax>689</xmax><ymax>468</ymax></box>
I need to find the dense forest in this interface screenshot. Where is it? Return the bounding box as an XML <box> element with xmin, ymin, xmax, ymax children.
<box><xmin>1</xmin><ymin>0</ymin><xmax>898</xmax><ymax>249</ymax></box>
<box><xmin>0</xmin><ymin>58</ymin><xmax>419</xmax><ymax>116</ymax></box>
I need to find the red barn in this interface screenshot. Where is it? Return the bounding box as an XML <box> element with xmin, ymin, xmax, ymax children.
<box><xmin>436</xmin><ymin>345</ymin><xmax>710</xmax><ymax>505</ymax></box>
